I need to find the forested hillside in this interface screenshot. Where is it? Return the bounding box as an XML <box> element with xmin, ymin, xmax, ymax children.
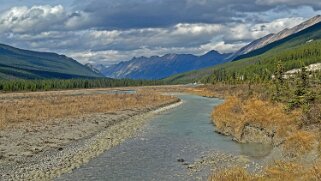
<box><xmin>165</xmin><ymin>21</ymin><xmax>321</xmax><ymax>84</ymax></box>
<box><xmin>0</xmin><ymin>44</ymin><xmax>102</xmax><ymax>79</ymax></box>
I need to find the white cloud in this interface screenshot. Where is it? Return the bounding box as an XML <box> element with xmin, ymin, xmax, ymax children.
<box><xmin>64</xmin><ymin>11</ymin><xmax>92</xmax><ymax>29</ymax></box>
<box><xmin>200</xmin><ymin>41</ymin><xmax>248</xmax><ymax>54</ymax></box>
<box><xmin>223</xmin><ymin>16</ymin><xmax>306</xmax><ymax>42</ymax></box>
<box><xmin>0</xmin><ymin>5</ymin><xmax>90</xmax><ymax>34</ymax></box>
<box><xmin>0</xmin><ymin>5</ymin><xmax>65</xmax><ymax>33</ymax></box>
<box><xmin>252</xmin><ymin>17</ymin><xmax>305</xmax><ymax>33</ymax></box>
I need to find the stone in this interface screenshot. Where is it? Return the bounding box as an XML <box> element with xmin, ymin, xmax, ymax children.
<box><xmin>177</xmin><ymin>158</ymin><xmax>185</xmax><ymax>162</ymax></box>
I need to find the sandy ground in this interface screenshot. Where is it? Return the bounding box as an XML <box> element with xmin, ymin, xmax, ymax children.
<box><xmin>0</xmin><ymin>96</ymin><xmax>182</xmax><ymax>181</ymax></box>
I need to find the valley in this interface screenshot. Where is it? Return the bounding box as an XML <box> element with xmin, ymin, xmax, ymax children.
<box><xmin>1</xmin><ymin>3</ymin><xmax>321</xmax><ymax>180</ymax></box>
<box><xmin>0</xmin><ymin>86</ymin><xmax>279</xmax><ymax>181</ymax></box>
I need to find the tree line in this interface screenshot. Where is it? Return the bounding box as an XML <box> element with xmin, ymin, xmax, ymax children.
<box><xmin>202</xmin><ymin>40</ymin><xmax>321</xmax><ymax>84</ymax></box>
<box><xmin>0</xmin><ymin>78</ymin><xmax>167</xmax><ymax>92</ymax></box>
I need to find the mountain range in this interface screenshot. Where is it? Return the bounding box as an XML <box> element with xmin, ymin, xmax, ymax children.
<box><xmin>165</xmin><ymin>15</ymin><xmax>321</xmax><ymax>83</ymax></box>
<box><xmin>1</xmin><ymin>15</ymin><xmax>321</xmax><ymax>81</ymax></box>
<box><xmin>0</xmin><ymin>44</ymin><xmax>102</xmax><ymax>79</ymax></box>
<box><xmin>228</xmin><ymin>15</ymin><xmax>321</xmax><ymax>60</ymax></box>
<box><xmin>99</xmin><ymin>50</ymin><xmax>230</xmax><ymax>80</ymax></box>
<box><xmin>91</xmin><ymin>15</ymin><xmax>321</xmax><ymax>80</ymax></box>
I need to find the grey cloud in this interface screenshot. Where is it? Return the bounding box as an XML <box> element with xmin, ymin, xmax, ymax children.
<box><xmin>0</xmin><ymin>5</ymin><xmax>91</xmax><ymax>34</ymax></box>
<box><xmin>256</xmin><ymin>0</ymin><xmax>321</xmax><ymax>9</ymax></box>
<box><xmin>74</xmin><ymin>0</ymin><xmax>270</xmax><ymax>29</ymax></box>
<box><xmin>1</xmin><ymin>16</ymin><xmax>304</xmax><ymax>65</ymax></box>
<box><xmin>73</xmin><ymin>0</ymin><xmax>321</xmax><ymax>30</ymax></box>
<box><xmin>1</xmin><ymin>1</ymin><xmax>321</xmax><ymax>66</ymax></box>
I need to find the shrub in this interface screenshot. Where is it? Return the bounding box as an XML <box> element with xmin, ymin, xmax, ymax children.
<box><xmin>212</xmin><ymin>96</ymin><xmax>300</xmax><ymax>140</ymax></box>
<box><xmin>210</xmin><ymin>167</ymin><xmax>255</xmax><ymax>181</ymax></box>
<box><xmin>283</xmin><ymin>131</ymin><xmax>316</xmax><ymax>157</ymax></box>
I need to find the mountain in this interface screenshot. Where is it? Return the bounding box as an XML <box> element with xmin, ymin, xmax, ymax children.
<box><xmin>85</xmin><ymin>63</ymin><xmax>103</xmax><ymax>74</ymax></box>
<box><xmin>165</xmin><ymin>15</ymin><xmax>321</xmax><ymax>83</ymax></box>
<box><xmin>93</xmin><ymin>64</ymin><xmax>109</xmax><ymax>73</ymax></box>
<box><xmin>0</xmin><ymin>44</ymin><xmax>102</xmax><ymax>79</ymax></box>
<box><xmin>228</xmin><ymin>15</ymin><xmax>321</xmax><ymax>60</ymax></box>
<box><xmin>101</xmin><ymin>50</ymin><xmax>230</xmax><ymax>80</ymax></box>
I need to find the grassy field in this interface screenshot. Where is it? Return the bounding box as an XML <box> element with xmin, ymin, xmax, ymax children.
<box><xmin>0</xmin><ymin>88</ymin><xmax>178</xmax><ymax>128</ymax></box>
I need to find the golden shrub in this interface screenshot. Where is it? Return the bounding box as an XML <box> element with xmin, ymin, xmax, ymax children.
<box><xmin>211</xmin><ymin>160</ymin><xmax>321</xmax><ymax>181</ymax></box>
<box><xmin>283</xmin><ymin>131</ymin><xmax>316</xmax><ymax>157</ymax></box>
<box><xmin>212</xmin><ymin>96</ymin><xmax>300</xmax><ymax>138</ymax></box>
<box><xmin>210</xmin><ymin>167</ymin><xmax>255</xmax><ymax>181</ymax></box>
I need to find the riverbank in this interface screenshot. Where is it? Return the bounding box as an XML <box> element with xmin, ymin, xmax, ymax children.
<box><xmin>188</xmin><ymin>84</ymin><xmax>321</xmax><ymax>180</ymax></box>
<box><xmin>55</xmin><ymin>93</ymin><xmax>268</xmax><ymax>181</ymax></box>
<box><xmin>0</xmin><ymin>89</ymin><xmax>181</xmax><ymax>180</ymax></box>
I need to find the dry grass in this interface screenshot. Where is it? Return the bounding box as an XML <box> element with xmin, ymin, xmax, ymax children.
<box><xmin>283</xmin><ymin>131</ymin><xmax>316</xmax><ymax>157</ymax></box>
<box><xmin>203</xmin><ymin>83</ymin><xmax>321</xmax><ymax>180</ymax></box>
<box><xmin>0</xmin><ymin>91</ymin><xmax>177</xmax><ymax>128</ymax></box>
<box><xmin>211</xmin><ymin>96</ymin><xmax>321</xmax><ymax>158</ymax></box>
<box><xmin>210</xmin><ymin>167</ymin><xmax>255</xmax><ymax>181</ymax></box>
<box><xmin>186</xmin><ymin>84</ymin><xmax>268</xmax><ymax>100</ymax></box>
<box><xmin>210</xmin><ymin>160</ymin><xmax>321</xmax><ymax>181</ymax></box>
<box><xmin>212</xmin><ymin>96</ymin><xmax>300</xmax><ymax>140</ymax></box>
<box><xmin>264</xmin><ymin>161</ymin><xmax>321</xmax><ymax>180</ymax></box>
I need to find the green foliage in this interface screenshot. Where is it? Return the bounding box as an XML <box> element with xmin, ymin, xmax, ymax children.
<box><xmin>287</xmin><ymin>67</ymin><xmax>316</xmax><ymax>112</ymax></box>
<box><xmin>0</xmin><ymin>78</ymin><xmax>166</xmax><ymax>92</ymax></box>
<box><xmin>166</xmin><ymin>21</ymin><xmax>321</xmax><ymax>84</ymax></box>
<box><xmin>272</xmin><ymin>61</ymin><xmax>286</xmax><ymax>102</ymax></box>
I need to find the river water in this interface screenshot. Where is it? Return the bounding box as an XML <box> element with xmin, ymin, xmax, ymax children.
<box><xmin>57</xmin><ymin>94</ymin><xmax>272</xmax><ymax>181</ymax></box>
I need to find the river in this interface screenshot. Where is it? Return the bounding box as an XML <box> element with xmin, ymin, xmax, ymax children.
<box><xmin>56</xmin><ymin>94</ymin><xmax>272</xmax><ymax>181</ymax></box>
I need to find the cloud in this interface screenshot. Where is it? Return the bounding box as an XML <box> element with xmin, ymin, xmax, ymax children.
<box><xmin>0</xmin><ymin>17</ymin><xmax>309</xmax><ymax>65</ymax></box>
<box><xmin>0</xmin><ymin>5</ymin><xmax>90</xmax><ymax>34</ymax></box>
<box><xmin>74</xmin><ymin>0</ymin><xmax>271</xmax><ymax>29</ymax></box>
<box><xmin>0</xmin><ymin>1</ymin><xmax>321</xmax><ymax>66</ymax></box>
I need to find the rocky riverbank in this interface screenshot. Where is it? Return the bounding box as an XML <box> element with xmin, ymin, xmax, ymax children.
<box><xmin>215</xmin><ymin>124</ymin><xmax>284</xmax><ymax>146</ymax></box>
<box><xmin>0</xmin><ymin>99</ymin><xmax>182</xmax><ymax>180</ymax></box>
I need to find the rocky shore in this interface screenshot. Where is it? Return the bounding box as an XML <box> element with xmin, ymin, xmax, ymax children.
<box><xmin>0</xmin><ymin>99</ymin><xmax>182</xmax><ymax>181</ymax></box>
<box><xmin>215</xmin><ymin>124</ymin><xmax>284</xmax><ymax>146</ymax></box>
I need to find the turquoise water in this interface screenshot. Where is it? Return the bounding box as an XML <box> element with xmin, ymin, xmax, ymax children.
<box><xmin>57</xmin><ymin>94</ymin><xmax>272</xmax><ymax>181</ymax></box>
<box><xmin>73</xmin><ymin>89</ymin><xmax>137</xmax><ymax>96</ymax></box>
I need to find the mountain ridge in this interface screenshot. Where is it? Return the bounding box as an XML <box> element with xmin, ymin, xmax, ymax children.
<box><xmin>165</xmin><ymin>15</ymin><xmax>321</xmax><ymax>83</ymax></box>
<box><xmin>0</xmin><ymin>43</ymin><xmax>102</xmax><ymax>79</ymax></box>
<box><xmin>228</xmin><ymin>15</ymin><xmax>321</xmax><ymax>60</ymax></box>
<box><xmin>99</xmin><ymin>50</ymin><xmax>231</xmax><ymax>80</ymax></box>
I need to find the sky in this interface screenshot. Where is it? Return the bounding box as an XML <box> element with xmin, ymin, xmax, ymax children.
<box><xmin>0</xmin><ymin>0</ymin><xmax>321</xmax><ymax>66</ymax></box>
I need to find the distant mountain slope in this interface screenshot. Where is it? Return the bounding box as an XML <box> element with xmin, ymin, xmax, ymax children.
<box><xmin>84</xmin><ymin>63</ymin><xmax>103</xmax><ymax>74</ymax></box>
<box><xmin>228</xmin><ymin>15</ymin><xmax>321</xmax><ymax>60</ymax></box>
<box><xmin>0</xmin><ymin>44</ymin><xmax>102</xmax><ymax>79</ymax></box>
<box><xmin>101</xmin><ymin>50</ymin><xmax>230</xmax><ymax>80</ymax></box>
<box><xmin>233</xmin><ymin>16</ymin><xmax>321</xmax><ymax>61</ymax></box>
<box><xmin>165</xmin><ymin>16</ymin><xmax>321</xmax><ymax>83</ymax></box>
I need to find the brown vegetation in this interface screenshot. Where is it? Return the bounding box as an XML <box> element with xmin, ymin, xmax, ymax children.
<box><xmin>210</xmin><ymin>167</ymin><xmax>253</xmax><ymax>181</ymax></box>
<box><xmin>283</xmin><ymin>131</ymin><xmax>316</xmax><ymax>157</ymax></box>
<box><xmin>210</xmin><ymin>160</ymin><xmax>321</xmax><ymax>181</ymax></box>
<box><xmin>212</xmin><ymin>96</ymin><xmax>301</xmax><ymax>144</ymax></box>
<box><xmin>186</xmin><ymin>84</ymin><xmax>268</xmax><ymax>99</ymax></box>
<box><xmin>205</xmin><ymin>82</ymin><xmax>321</xmax><ymax>180</ymax></box>
<box><xmin>0</xmin><ymin>90</ymin><xmax>178</xmax><ymax>128</ymax></box>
